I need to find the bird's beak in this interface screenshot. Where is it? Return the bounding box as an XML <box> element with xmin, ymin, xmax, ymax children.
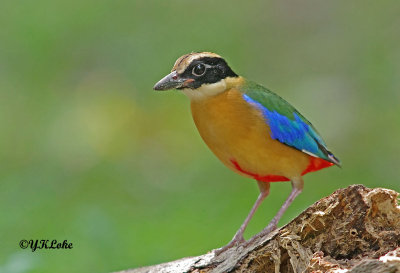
<box><xmin>153</xmin><ymin>71</ymin><xmax>187</xmax><ymax>91</ymax></box>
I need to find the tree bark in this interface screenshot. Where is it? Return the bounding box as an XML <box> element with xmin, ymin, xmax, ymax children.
<box><xmin>116</xmin><ymin>185</ymin><xmax>400</xmax><ymax>273</ymax></box>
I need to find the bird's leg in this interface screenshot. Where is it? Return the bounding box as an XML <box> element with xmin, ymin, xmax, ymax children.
<box><xmin>215</xmin><ymin>181</ymin><xmax>270</xmax><ymax>255</ymax></box>
<box><xmin>258</xmin><ymin>177</ymin><xmax>304</xmax><ymax>236</ymax></box>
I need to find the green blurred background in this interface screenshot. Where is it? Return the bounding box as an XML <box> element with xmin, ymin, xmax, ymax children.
<box><xmin>0</xmin><ymin>0</ymin><xmax>399</xmax><ymax>272</ymax></box>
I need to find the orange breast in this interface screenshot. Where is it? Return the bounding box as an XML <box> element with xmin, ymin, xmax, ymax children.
<box><xmin>190</xmin><ymin>88</ymin><xmax>332</xmax><ymax>182</ymax></box>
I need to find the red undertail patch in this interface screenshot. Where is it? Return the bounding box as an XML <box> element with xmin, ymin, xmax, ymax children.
<box><xmin>301</xmin><ymin>156</ymin><xmax>334</xmax><ymax>175</ymax></box>
<box><xmin>231</xmin><ymin>157</ymin><xmax>334</xmax><ymax>182</ymax></box>
<box><xmin>231</xmin><ymin>160</ymin><xmax>290</xmax><ymax>182</ymax></box>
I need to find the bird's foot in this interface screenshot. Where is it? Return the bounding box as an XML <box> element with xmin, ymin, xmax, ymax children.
<box><xmin>214</xmin><ymin>235</ymin><xmax>245</xmax><ymax>256</ymax></box>
<box><xmin>250</xmin><ymin>221</ymin><xmax>278</xmax><ymax>243</ymax></box>
<box><xmin>261</xmin><ymin>221</ymin><xmax>278</xmax><ymax>235</ymax></box>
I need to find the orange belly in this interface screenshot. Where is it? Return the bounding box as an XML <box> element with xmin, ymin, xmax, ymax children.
<box><xmin>190</xmin><ymin>88</ymin><xmax>332</xmax><ymax>182</ymax></box>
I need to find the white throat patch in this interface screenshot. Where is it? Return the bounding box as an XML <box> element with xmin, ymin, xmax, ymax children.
<box><xmin>181</xmin><ymin>79</ymin><xmax>227</xmax><ymax>101</ymax></box>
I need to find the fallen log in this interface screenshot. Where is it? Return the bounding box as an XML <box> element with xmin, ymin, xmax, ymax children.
<box><xmin>117</xmin><ymin>185</ymin><xmax>400</xmax><ymax>273</ymax></box>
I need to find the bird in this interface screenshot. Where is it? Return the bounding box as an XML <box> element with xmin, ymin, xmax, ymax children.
<box><xmin>153</xmin><ymin>52</ymin><xmax>340</xmax><ymax>253</ymax></box>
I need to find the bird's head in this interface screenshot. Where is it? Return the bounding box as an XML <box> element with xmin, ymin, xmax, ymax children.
<box><xmin>153</xmin><ymin>52</ymin><xmax>239</xmax><ymax>100</ymax></box>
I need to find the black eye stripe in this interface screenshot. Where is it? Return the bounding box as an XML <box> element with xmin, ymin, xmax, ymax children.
<box><xmin>177</xmin><ymin>57</ymin><xmax>238</xmax><ymax>89</ymax></box>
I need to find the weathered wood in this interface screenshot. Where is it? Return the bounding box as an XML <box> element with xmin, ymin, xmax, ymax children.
<box><xmin>117</xmin><ymin>185</ymin><xmax>400</xmax><ymax>273</ymax></box>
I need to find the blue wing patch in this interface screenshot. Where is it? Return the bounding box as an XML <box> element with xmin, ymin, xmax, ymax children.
<box><xmin>242</xmin><ymin>94</ymin><xmax>327</xmax><ymax>159</ymax></box>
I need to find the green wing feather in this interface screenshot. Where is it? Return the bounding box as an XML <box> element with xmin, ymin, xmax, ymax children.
<box><xmin>239</xmin><ymin>80</ymin><xmax>340</xmax><ymax>166</ymax></box>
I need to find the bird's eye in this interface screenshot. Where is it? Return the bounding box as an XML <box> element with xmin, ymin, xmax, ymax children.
<box><xmin>192</xmin><ymin>63</ymin><xmax>206</xmax><ymax>76</ymax></box>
